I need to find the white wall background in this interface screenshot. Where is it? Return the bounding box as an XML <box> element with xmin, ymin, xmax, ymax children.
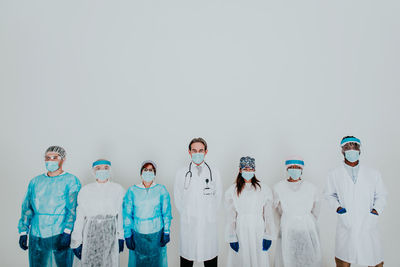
<box><xmin>1</xmin><ymin>0</ymin><xmax>399</xmax><ymax>266</ymax></box>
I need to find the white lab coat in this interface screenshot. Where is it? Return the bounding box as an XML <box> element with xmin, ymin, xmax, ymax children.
<box><xmin>273</xmin><ymin>180</ymin><xmax>322</xmax><ymax>267</ymax></box>
<box><xmin>324</xmin><ymin>164</ymin><xmax>387</xmax><ymax>266</ymax></box>
<box><xmin>225</xmin><ymin>183</ymin><xmax>276</xmax><ymax>267</ymax></box>
<box><xmin>71</xmin><ymin>181</ymin><xmax>126</xmax><ymax>248</ymax></box>
<box><xmin>174</xmin><ymin>162</ymin><xmax>223</xmax><ymax>262</ymax></box>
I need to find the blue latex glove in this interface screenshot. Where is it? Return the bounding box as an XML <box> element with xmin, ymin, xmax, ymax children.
<box><xmin>160</xmin><ymin>232</ymin><xmax>170</xmax><ymax>247</ymax></box>
<box><xmin>230</xmin><ymin>242</ymin><xmax>239</xmax><ymax>253</ymax></box>
<box><xmin>262</xmin><ymin>239</ymin><xmax>272</xmax><ymax>251</ymax></box>
<box><xmin>58</xmin><ymin>233</ymin><xmax>71</xmax><ymax>250</ymax></box>
<box><xmin>19</xmin><ymin>235</ymin><xmax>28</xmax><ymax>250</ymax></box>
<box><xmin>73</xmin><ymin>244</ymin><xmax>82</xmax><ymax>260</ymax></box>
<box><xmin>119</xmin><ymin>239</ymin><xmax>124</xmax><ymax>253</ymax></box>
<box><xmin>125</xmin><ymin>235</ymin><xmax>135</xmax><ymax>250</ymax></box>
<box><xmin>337</xmin><ymin>207</ymin><xmax>347</xmax><ymax>214</ymax></box>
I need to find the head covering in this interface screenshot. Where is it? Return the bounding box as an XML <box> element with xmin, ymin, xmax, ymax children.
<box><xmin>239</xmin><ymin>156</ymin><xmax>255</xmax><ymax>169</ymax></box>
<box><xmin>340</xmin><ymin>137</ymin><xmax>361</xmax><ymax>147</ymax></box>
<box><xmin>141</xmin><ymin>160</ymin><xmax>157</xmax><ymax>170</ymax></box>
<box><xmin>92</xmin><ymin>159</ymin><xmax>111</xmax><ymax>168</ymax></box>
<box><xmin>285</xmin><ymin>155</ymin><xmax>304</xmax><ymax>169</ymax></box>
<box><xmin>45</xmin><ymin>146</ymin><xmax>66</xmax><ymax>159</ymax></box>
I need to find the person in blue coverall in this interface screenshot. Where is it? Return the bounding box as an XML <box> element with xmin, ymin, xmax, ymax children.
<box><xmin>123</xmin><ymin>160</ymin><xmax>172</xmax><ymax>267</ymax></box>
<box><xmin>18</xmin><ymin>146</ymin><xmax>81</xmax><ymax>267</ymax></box>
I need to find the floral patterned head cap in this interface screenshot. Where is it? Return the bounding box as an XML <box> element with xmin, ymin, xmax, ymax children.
<box><xmin>239</xmin><ymin>156</ymin><xmax>255</xmax><ymax>169</ymax></box>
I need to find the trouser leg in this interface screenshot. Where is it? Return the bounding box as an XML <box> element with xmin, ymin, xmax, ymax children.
<box><xmin>335</xmin><ymin>257</ymin><xmax>351</xmax><ymax>267</ymax></box>
<box><xmin>52</xmin><ymin>234</ymin><xmax>73</xmax><ymax>267</ymax></box>
<box><xmin>204</xmin><ymin>256</ymin><xmax>218</xmax><ymax>267</ymax></box>
<box><xmin>29</xmin><ymin>235</ymin><xmax>51</xmax><ymax>267</ymax></box>
<box><xmin>180</xmin><ymin>256</ymin><xmax>194</xmax><ymax>267</ymax></box>
<box><xmin>53</xmin><ymin>248</ymin><xmax>73</xmax><ymax>267</ymax></box>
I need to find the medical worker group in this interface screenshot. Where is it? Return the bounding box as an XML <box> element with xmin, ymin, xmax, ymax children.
<box><xmin>18</xmin><ymin>135</ymin><xmax>388</xmax><ymax>267</ymax></box>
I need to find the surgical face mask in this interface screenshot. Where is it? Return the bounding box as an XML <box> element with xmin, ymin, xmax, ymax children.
<box><xmin>45</xmin><ymin>161</ymin><xmax>59</xmax><ymax>172</ymax></box>
<box><xmin>191</xmin><ymin>153</ymin><xmax>205</xmax><ymax>165</ymax></box>
<box><xmin>288</xmin><ymin>168</ymin><xmax>302</xmax><ymax>180</ymax></box>
<box><xmin>345</xmin><ymin>150</ymin><xmax>360</xmax><ymax>163</ymax></box>
<box><xmin>142</xmin><ymin>171</ymin><xmax>155</xmax><ymax>182</ymax></box>
<box><xmin>242</xmin><ymin>171</ymin><xmax>255</xmax><ymax>181</ymax></box>
<box><xmin>95</xmin><ymin>170</ymin><xmax>111</xmax><ymax>181</ymax></box>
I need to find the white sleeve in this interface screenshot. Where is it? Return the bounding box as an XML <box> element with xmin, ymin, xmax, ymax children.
<box><xmin>323</xmin><ymin>172</ymin><xmax>341</xmax><ymax>211</ymax></box>
<box><xmin>117</xmin><ymin>187</ymin><xmax>126</xmax><ymax>240</ymax></box>
<box><xmin>174</xmin><ymin>170</ymin><xmax>183</xmax><ymax>214</ymax></box>
<box><xmin>224</xmin><ymin>187</ymin><xmax>238</xmax><ymax>243</ymax></box>
<box><xmin>372</xmin><ymin>172</ymin><xmax>388</xmax><ymax>215</ymax></box>
<box><xmin>263</xmin><ymin>187</ymin><xmax>276</xmax><ymax>240</ymax></box>
<box><xmin>71</xmin><ymin>191</ymin><xmax>85</xmax><ymax>248</ymax></box>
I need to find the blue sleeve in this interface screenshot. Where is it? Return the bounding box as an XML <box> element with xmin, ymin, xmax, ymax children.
<box><xmin>160</xmin><ymin>186</ymin><xmax>172</xmax><ymax>233</ymax></box>
<box><xmin>18</xmin><ymin>180</ymin><xmax>34</xmax><ymax>234</ymax></box>
<box><xmin>64</xmin><ymin>176</ymin><xmax>81</xmax><ymax>232</ymax></box>
<box><xmin>123</xmin><ymin>189</ymin><xmax>135</xmax><ymax>238</ymax></box>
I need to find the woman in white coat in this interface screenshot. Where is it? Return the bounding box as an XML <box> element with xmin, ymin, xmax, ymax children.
<box><xmin>324</xmin><ymin>136</ymin><xmax>387</xmax><ymax>267</ymax></box>
<box><xmin>273</xmin><ymin>156</ymin><xmax>322</xmax><ymax>267</ymax></box>
<box><xmin>225</xmin><ymin>156</ymin><xmax>276</xmax><ymax>267</ymax></box>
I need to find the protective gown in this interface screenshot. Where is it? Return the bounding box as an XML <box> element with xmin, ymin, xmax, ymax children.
<box><xmin>123</xmin><ymin>183</ymin><xmax>172</xmax><ymax>267</ymax></box>
<box><xmin>324</xmin><ymin>164</ymin><xmax>387</xmax><ymax>266</ymax></box>
<box><xmin>225</xmin><ymin>183</ymin><xmax>276</xmax><ymax>267</ymax></box>
<box><xmin>18</xmin><ymin>172</ymin><xmax>81</xmax><ymax>267</ymax></box>
<box><xmin>273</xmin><ymin>180</ymin><xmax>322</xmax><ymax>267</ymax></box>
<box><xmin>71</xmin><ymin>181</ymin><xmax>125</xmax><ymax>267</ymax></box>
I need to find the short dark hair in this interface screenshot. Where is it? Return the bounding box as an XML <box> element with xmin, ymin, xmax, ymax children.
<box><xmin>140</xmin><ymin>163</ymin><xmax>156</xmax><ymax>175</ymax></box>
<box><xmin>188</xmin><ymin>137</ymin><xmax>208</xmax><ymax>151</ymax></box>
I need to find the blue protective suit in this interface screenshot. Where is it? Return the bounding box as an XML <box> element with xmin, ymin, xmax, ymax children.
<box><xmin>18</xmin><ymin>172</ymin><xmax>81</xmax><ymax>266</ymax></box>
<box><xmin>123</xmin><ymin>183</ymin><xmax>172</xmax><ymax>267</ymax></box>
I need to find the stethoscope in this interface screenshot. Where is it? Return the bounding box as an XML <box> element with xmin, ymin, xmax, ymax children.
<box><xmin>184</xmin><ymin>161</ymin><xmax>213</xmax><ymax>190</ymax></box>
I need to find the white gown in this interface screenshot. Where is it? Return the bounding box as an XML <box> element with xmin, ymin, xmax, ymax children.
<box><xmin>174</xmin><ymin>162</ymin><xmax>223</xmax><ymax>262</ymax></box>
<box><xmin>273</xmin><ymin>180</ymin><xmax>322</xmax><ymax>267</ymax></box>
<box><xmin>324</xmin><ymin>164</ymin><xmax>387</xmax><ymax>266</ymax></box>
<box><xmin>225</xmin><ymin>183</ymin><xmax>276</xmax><ymax>267</ymax></box>
<box><xmin>71</xmin><ymin>181</ymin><xmax>125</xmax><ymax>267</ymax></box>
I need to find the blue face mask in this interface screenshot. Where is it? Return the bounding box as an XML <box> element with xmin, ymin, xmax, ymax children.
<box><xmin>191</xmin><ymin>153</ymin><xmax>205</xmax><ymax>165</ymax></box>
<box><xmin>288</xmin><ymin>168</ymin><xmax>302</xmax><ymax>180</ymax></box>
<box><xmin>142</xmin><ymin>171</ymin><xmax>155</xmax><ymax>182</ymax></box>
<box><xmin>242</xmin><ymin>171</ymin><xmax>255</xmax><ymax>181</ymax></box>
<box><xmin>345</xmin><ymin>150</ymin><xmax>360</xmax><ymax>163</ymax></box>
<box><xmin>45</xmin><ymin>161</ymin><xmax>59</xmax><ymax>172</ymax></box>
<box><xmin>95</xmin><ymin>170</ymin><xmax>111</xmax><ymax>181</ymax></box>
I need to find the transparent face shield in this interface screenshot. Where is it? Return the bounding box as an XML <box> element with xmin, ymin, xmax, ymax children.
<box><xmin>92</xmin><ymin>164</ymin><xmax>112</xmax><ymax>181</ymax></box>
<box><xmin>341</xmin><ymin>142</ymin><xmax>361</xmax><ymax>152</ymax></box>
<box><xmin>341</xmin><ymin>142</ymin><xmax>361</xmax><ymax>162</ymax></box>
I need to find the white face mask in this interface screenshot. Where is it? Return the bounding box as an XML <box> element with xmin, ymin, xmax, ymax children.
<box><xmin>95</xmin><ymin>170</ymin><xmax>111</xmax><ymax>181</ymax></box>
<box><xmin>287</xmin><ymin>168</ymin><xmax>302</xmax><ymax>180</ymax></box>
<box><xmin>142</xmin><ymin>171</ymin><xmax>155</xmax><ymax>182</ymax></box>
<box><xmin>242</xmin><ymin>171</ymin><xmax>255</xmax><ymax>181</ymax></box>
<box><xmin>344</xmin><ymin>150</ymin><xmax>360</xmax><ymax>163</ymax></box>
